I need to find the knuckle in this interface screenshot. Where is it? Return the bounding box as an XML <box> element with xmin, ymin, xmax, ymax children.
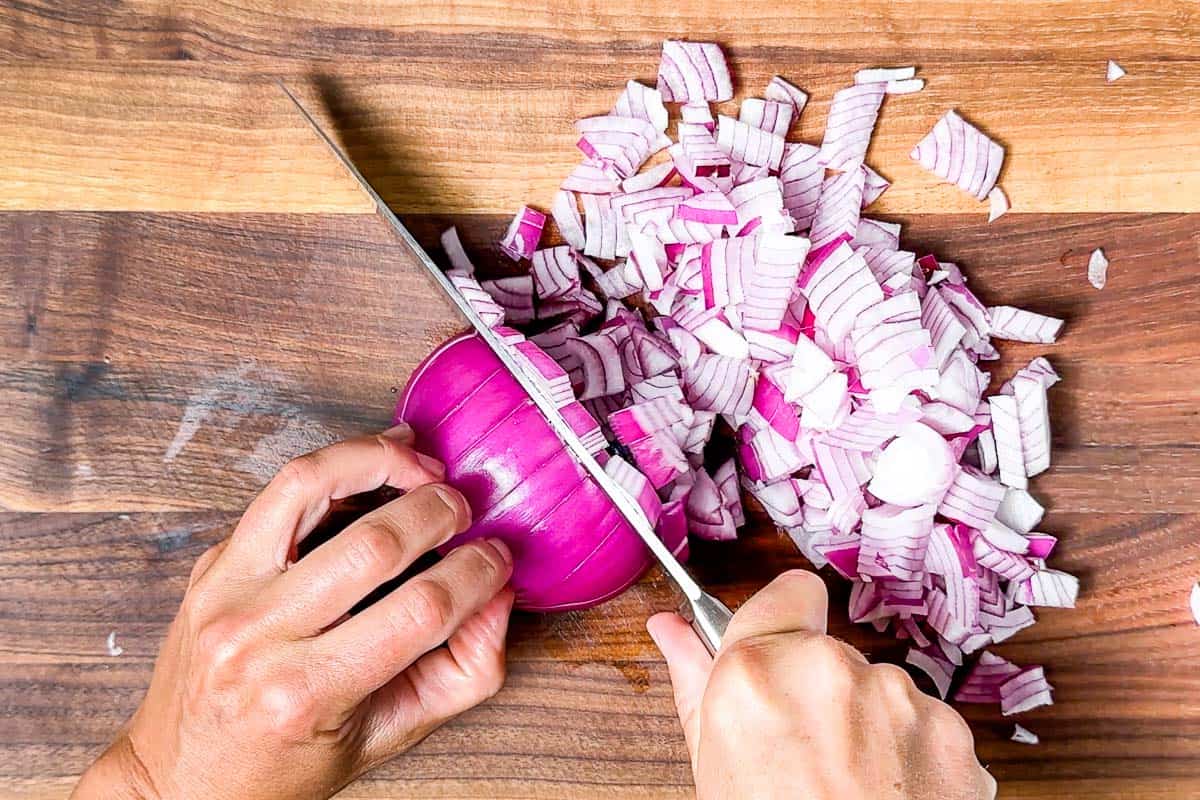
<box><xmin>927</xmin><ymin>697</ymin><xmax>975</xmax><ymax>743</ymax></box>
<box><xmin>343</xmin><ymin>522</ymin><xmax>406</xmax><ymax>577</ymax></box>
<box><xmin>253</xmin><ymin>676</ymin><xmax>320</xmax><ymax>742</ymax></box>
<box><xmin>394</xmin><ymin>579</ymin><xmax>455</xmax><ymax>634</ymax></box>
<box><xmin>794</xmin><ymin>635</ymin><xmax>858</xmax><ymax>696</ymax></box>
<box><xmin>274</xmin><ymin>454</ymin><xmax>323</xmax><ymax>502</ymax></box>
<box><xmin>460</xmin><ymin>540</ymin><xmax>504</xmax><ymax>584</ymax></box>
<box><xmin>872</xmin><ymin>662</ymin><xmax>916</xmax><ymax>694</ymax></box>
<box><xmin>708</xmin><ymin>638</ymin><xmax>780</xmax><ymax>721</ymax></box>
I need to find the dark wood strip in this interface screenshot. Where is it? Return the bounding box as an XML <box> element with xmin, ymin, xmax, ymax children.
<box><xmin>3</xmin><ymin>508</ymin><xmax>1199</xmax><ymax>794</ymax></box>
<box><xmin>2</xmin><ymin>211</ymin><xmax>1198</xmax><ymax>512</ymax></box>
<box><xmin>1</xmin><ymin>1</ymin><xmax>1196</xmax><ymax>61</ymax></box>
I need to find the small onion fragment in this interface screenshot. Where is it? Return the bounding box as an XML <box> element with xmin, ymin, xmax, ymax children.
<box><xmin>987</xmin><ymin>187</ymin><xmax>1009</xmax><ymax>222</ymax></box>
<box><xmin>1191</xmin><ymin>582</ymin><xmax>1200</xmax><ymax>626</ymax></box>
<box><xmin>106</xmin><ymin>631</ymin><xmax>124</xmax><ymax>657</ymax></box>
<box><xmin>1106</xmin><ymin>60</ymin><xmax>1127</xmax><ymax>83</ymax></box>
<box><xmin>1011</xmin><ymin>724</ymin><xmax>1040</xmax><ymax>745</ymax></box>
<box><xmin>1088</xmin><ymin>247</ymin><xmax>1109</xmax><ymax>290</ymax></box>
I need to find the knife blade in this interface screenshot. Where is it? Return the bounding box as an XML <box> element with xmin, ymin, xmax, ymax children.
<box><xmin>279</xmin><ymin>81</ymin><xmax>732</xmax><ymax>653</ymax></box>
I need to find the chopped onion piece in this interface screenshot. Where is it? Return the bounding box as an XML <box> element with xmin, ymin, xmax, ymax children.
<box><xmin>106</xmin><ymin>631</ymin><xmax>124</xmax><ymax>657</ymax></box>
<box><xmin>855</xmin><ymin>66</ymin><xmax>916</xmax><ymax>84</ymax></box>
<box><xmin>885</xmin><ymin>78</ymin><xmax>925</xmax><ymax>94</ymax></box>
<box><xmin>910</xmin><ymin>110</ymin><xmax>1004</xmax><ymax>201</ymax></box>
<box><xmin>906</xmin><ymin>646</ymin><xmax>955</xmax><ymax>699</ymax></box>
<box><xmin>820</xmin><ymin>82</ymin><xmax>886</xmax><ymax>171</ymax></box>
<box><xmin>717</xmin><ymin>115</ymin><xmax>785</xmax><ymax>169</ymax></box>
<box><xmin>1191</xmin><ymin>582</ymin><xmax>1200</xmax><ymax>626</ymax></box>
<box><xmin>868</xmin><ymin>423</ymin><xmax>957</xmax><ymax>507</ymax></box>
<box><xmin>1088</xmin><ymin>247</ymin><xmax>1109</xmax><ymax>290</ymax></box>
<box><xmin>988</xmin><ymin>306</ymin><xmax>1064</xmax><ymax>344</ymax></box>
<box><xmin>1106</xmin><ymin>60</ymin><xmax>1127</xmax><ymax>83</ymax></box>
<box><xmin>441</xmin><ymin>226</ymin><xmax>475</xmax><ymax>274</ymax></box>
<box><xmin>499</xmin><ymin>206</ymin><xmax>548</xmax><ymax>261</ymax></box>
<box><xmin>552</xmin><ymin>190</ymin><xmax>586</xmax><ymax>250</ymax></box>
<box><xmin>657</xmin><ymin>40</ymin><xmax>733</xmax><ymax>103</ymax></box>
<box><xmin>739</xmin><ymin>98</ymin><xmax>794</xmax><ymax>137</ymax></box>
<box><xmin>764</xmin><ymin>76</ymin><xmax>809</xmax><ymax>114</ymax></box>
<box><xmin>613</xmin><ymin>79</ymin><xmax>669</xmax><ymax>132</ymax></box>
<box><xmin>1000</xmin><ymin>665</ymin><xmax>1054</xmax><ymax>715</ymax></box>
<box><xmin>987</xmin><ymin>187</ymin><xmax>1009</xmax><ymax>222</ymax></box>
<box><xmin>1011</xmin><ymin>724</ymin><xmax>1040</xmax><ymax>745</ymax></box>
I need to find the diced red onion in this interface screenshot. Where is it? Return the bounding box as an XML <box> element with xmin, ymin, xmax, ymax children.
<box><xmin>440</xmin><ymin>226</ymin><xmax>475</xmax><ymax>274</ymax></box>
<box><xmin>1088</xmin><ymin>247</ymin><xmax>1109</xmax><ymax>290</ymax></box>
<box><xmin>1106</xmin><ymin>60</ymin><xmax>1127</xmax><ymax>83</ymax></box>
<box><xmin>498</xmin><ymin>206</ymin><xmax>547</xmax><ymax>261</ymax></box>
<box><xmin>716</xmin><ymin>115</ymin><xmax>785</xmax><ymax>169</ymax></box>
<box><xmin>820</xmin><ymin>82</ymin><xmax>886</xmax><ymax>171</ymax></box>
<box><xmin>657</xmin><ymin>40</ymin><xmax>734</xmax><ymax>103</ymax></box>
<box><xmin>764</xmin><ymin>75</ymin><xmax>809</xmax><ymax>114</ymax></box>
<box><xmin>779</xmin><ymin>143</ymin><xmax>824</xmax><ymax>231</ymax></box>
<box><xmin>987</xmin><ymin>187</ymin><xmax>1010</xmax><ymax>222</ymax></box>
<box><xmin>613</xmin><ymin>79</ymin><xmax>669</xmax><ymax>132</ymax></box>
<box><xmin>910</xmin><ymin>110</ymin><xmax>1005</xmax><ymax>201</ymax></box>
<box><xmin>1011</xmin><ymin>724</ymin><xmax>1040</xmax><ymax>745</ymax></box>
<box><xmin>987</xmin><ymin>306</ymin><xmax>1064</xmax><ymax>343</ymax></box>
<box><xmin>739</xmin><ymin>98</ymin><xmax>794</xmax><ymax>137</ymax></box>
<box><xmin>809</xmin><ymin>167</ymin><xmax>866</xmax><ymax>249</ymax></box>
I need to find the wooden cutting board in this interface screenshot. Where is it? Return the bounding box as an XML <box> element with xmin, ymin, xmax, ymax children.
<box><xmin>2</xmin><ymin>3</ymin><xmax>1199</xmax><ymax>798</ymax></box>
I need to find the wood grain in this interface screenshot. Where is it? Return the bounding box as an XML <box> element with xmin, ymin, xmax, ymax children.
<box><xmin>3</xmin><ymin>1</ymin><xmax>1200</xmax><ymax>797</ymax></box>
<box><xmin>1</xmin><ymin>58</ymin><xmax>1198</xmax><ymax>214</ymax></box>
<box><xmin>2</xmin><ymin>0</ymin><xmax>1197</xmax><ymax>61</ymax></box>
<box><xmin>3</xmin><ymin>211</ymin><xmax>1197</xmax><ymax>513</ymax></box>
<box><xmin>4</xmin><ymin>508</ymin><xmax>1199</xmax><ymax>798</ymax></box>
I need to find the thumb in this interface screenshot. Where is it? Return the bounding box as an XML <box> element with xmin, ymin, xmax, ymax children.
<box><xmin>647</xmin><ymin>612</ymin><xmax>713</xmax><ymax>771</ymax></box>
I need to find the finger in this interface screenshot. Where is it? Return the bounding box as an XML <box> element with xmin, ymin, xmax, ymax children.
<box><xmin>721</xmin><ymin>569</ymin><xmax>829</xmax><ymax>650</ymax></box>
<box><xmin>264</xmin><ymin>483</ymin><xmax>472</xmax><ymax>636</ymax></box>
<box><xmin>313</xmin><ymin>537</ymin><xmax>513</xmax><ymax>704</ymax></box>
<box><xmin>358</xmin><ymin>587</ymin><xmax>515</xmax><ymax>767</ymax></box>
<box><xmin>232</xmin><ymin>424</ymin><xmax>445</xmax><ymax>573</ymax></box>
<box><xmin>187</xmin><ymin>539</ymin><xmax>230</xmax><ymax>588</ymax></box>
<box><xmin>979</xmin><ymin>766</ymin><xmax>998</xmax><ymax>799</ymax></box>
<box><xmin>647</xmin><ymin>611</ymin><xmax>713</xmax><ymax>770</ymax></box>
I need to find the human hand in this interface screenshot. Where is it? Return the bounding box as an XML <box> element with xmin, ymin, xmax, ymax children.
<box><xmin>73</xmin><ymin>424</ymin><xmax>515</xmax><ymax>800</ymax></box>
<box><xmin>648</xmin><ymin>571</ymin><xmax>996</xmax><ymax>800</ymax></box>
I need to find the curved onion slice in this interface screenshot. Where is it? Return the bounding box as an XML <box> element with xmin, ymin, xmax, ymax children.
<box><xmin>820</xmin><ymin>82</ymin><xmax>886</xmax><ymax>172</ymax></box>
<box><xmin>613</xmin><ymin>79</ymin><xmax>669</xmax><ymax>132</ymax></box>
<box><xmin>910</xmin><ymin>110</ymin><xmax>1004</xmax><ymax>201</ymax></box>
<box><xmin>765</xmin><ymin>75</ymin><xmax>809</xmax><ymax>113</ymax></box>
<box><xmin>657</xmin><ymin>40</ymin><xmax>733</xmax><ymax>103</ymax></box>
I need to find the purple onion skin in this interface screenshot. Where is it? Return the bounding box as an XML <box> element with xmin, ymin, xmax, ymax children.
<box><xmin>396</xmin><ymin>334</ymin><xmax>652</xmax><ymax>612</ymax></box>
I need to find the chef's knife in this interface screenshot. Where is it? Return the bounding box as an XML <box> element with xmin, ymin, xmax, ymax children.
<box><xmin>279</xmin><ymin>82</ymin><xmax>733</xmax><ymax>654</ymax></box>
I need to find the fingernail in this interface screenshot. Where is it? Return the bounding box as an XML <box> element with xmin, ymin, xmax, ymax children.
<box><xmin>487</xmin><ymin>537</ymin><xmax>513</xmax><ymax>567</ymax></box>
<box><xmin>432</xmin><ymin>484</ymin><xmax>471</xmax><ymax>530</ymax></box>
<box><xmin>382</xmin><ymin>422</ymin><xmax>412</xmax><ymax>440</ymax></box>
<box><xmin>416</xmin><ymin>451</ymin><xmax>446</xmax><ymax>478</ymax></box>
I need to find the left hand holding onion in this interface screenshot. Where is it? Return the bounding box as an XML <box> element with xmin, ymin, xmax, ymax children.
<box><xmin>72</xmin><ymin>425</ymin><xmax>515</xmax><ymax>800</ymax></box>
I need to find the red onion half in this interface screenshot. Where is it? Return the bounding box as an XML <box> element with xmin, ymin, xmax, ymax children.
<box><xmin>395</xmin><ymin>333</ymin><xmax>653</xmax><ymax>612</ymax></box>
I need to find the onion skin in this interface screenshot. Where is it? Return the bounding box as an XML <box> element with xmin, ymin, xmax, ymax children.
<box><xmin>396</xmin><ymin>333</ymin><xmax>653</xmax><ymax>612</ymax></box>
